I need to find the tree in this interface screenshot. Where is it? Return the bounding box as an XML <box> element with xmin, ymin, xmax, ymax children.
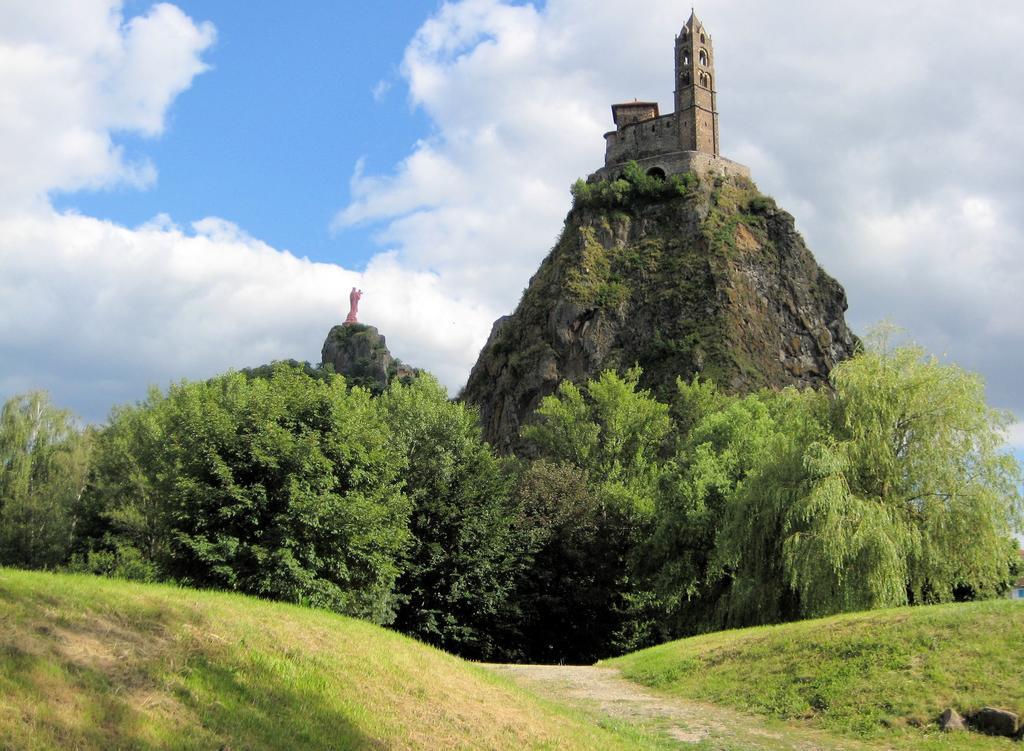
<box><xmin>645</xmin><ymin>379</ymin><xmax>792</xmax><ymax>634</ymax></box>
<box><xmin>71</xmin><ymin>392</ymin><xmax>169</xmax><ymax>581</ymax></box>
<box><xmin>379</xmin><ymin>375</ymin><xmax>525</xmax><ymax>659</ymax></box>
<box><xmin>719</xmin><ymin>338</ymin><xmax>1022</xmax><ymax>623</ymax></box>
<box><xmin>78</xmin><ymin>364</ymin><xmax>411</xmax><ymax>623</ymax></box>
<box><xmin>523</xmin><ymin>367</ymin><xmax>671</xmax><ymax>518</ymax></box>
<box><xmin>511</xmin><ymin>459</ymin><xmax>628</xmax><ymax>662</ymax></box>
<box><xmin>520</xmin><ymin>368</ymin><xmax>672</xmax><ymax>658</ymax></box>
<box><xmin>0</xmin><ymin>392</ymin><xmax>91</xmax><ymax>569</ymax></box>
<box><xmin>164</xmin><ymin>365</ymin><xmax>411</xmax><ymax>623</ymax></box>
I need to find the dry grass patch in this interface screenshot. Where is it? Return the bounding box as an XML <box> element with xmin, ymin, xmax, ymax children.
<box><xmin>0</xmin><ymin>569</ymin><xmax>671</xmax><ymax>750</ymax></box>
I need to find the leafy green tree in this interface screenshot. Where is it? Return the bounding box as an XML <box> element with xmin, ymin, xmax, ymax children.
<box><xmin>0</xmin><ymin>392</ymin><xmax>91</xmax><ymax>569</ymax></box>
<box><xmin>704</xmin><ymin>387</ymin><xmax>827</xmax><ymax>626</ymax></box>
<box><xmin>520</xmin><ymin>368</ymin><xmax>672</xmax><ymax>658</ymax></box>
<box><xmin>523</xmin><ymin>367</ymin><xmax>671</xmax><ymax>518</ymax></box>
<box><xmin>71</xmin><ymin>393</ymin><xmax>168</xmax><ymax>581</ymax></box>
<box><xmin>645</xmin><ymin>379</ymin><xmax>793</xmax><ymax>634</ymax></box>
<box><xmin>511</xmin><ymin>459</ymin><xmax>632</xmax><ymax>662</ymax></box>
<box><xmin>719</xmin><ymin>340</ymin><xmax>1022</xmax><ymax>622</ymax></box>
<box><xmin>380</xmin><ymin>375</ymin><xmax>525</xmax><ymax>659</ymax></box>
<box><xmin>78</xmin><ymin>364</ymin><xmax>411</xmax><ymax>623</ymax></box>
<box><xmin>162</xmin><ymin>365</ymin><xmax>410</xmax><ymax>623</ymax></box>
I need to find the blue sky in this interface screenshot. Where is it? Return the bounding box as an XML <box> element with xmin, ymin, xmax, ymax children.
<box><xmin>1</xmin><ymin>0</ymin><xmax>1023</xmax><ymax>475</ymax></box>
<box><xmin>54</xmin><ymin>1</ymin><xmax>439</xmax><ymax>269</ymax></box>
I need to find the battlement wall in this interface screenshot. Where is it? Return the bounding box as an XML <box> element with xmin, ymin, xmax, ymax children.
<box><xmin>589</xmin><ymin>150</ymin><xmax>751</xmax><ymax>183</ymax></box>
<box><xmin>604</xmin><ymin>114</ymin><xmax>680</xmax><ymax>165</ymax></box>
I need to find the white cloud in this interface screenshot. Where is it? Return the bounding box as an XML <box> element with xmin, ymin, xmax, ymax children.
<box><xmin>0</xmin><ymin>209</ymin><xmax>492</xmax><ymax>420</ymax></box>
<box><xmin>0</xmin><ymin>0</ymin><xmax>214</xmax><ymax>212</ymax></box>
<box><xmin>0</xmin><ymin>1</ymin><xmax>495</xmax><ymax>421</ymax></box>
<box><xmin>1007</xmin><ymin>424</ymin><xmax>1024</xmax><ymax>453</ymax></box>
<box><xmin>371</xmin><ymin>79</ymin><xmax>392</xmax><ymax>101</ymax></box>
<box><xmin>335</xmin><ymin>0</ymin><xmax>652</xmax><ymax>308</ymax></box>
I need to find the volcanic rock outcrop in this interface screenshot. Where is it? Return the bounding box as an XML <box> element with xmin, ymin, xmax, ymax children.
<box><xmin>321</xmin><ymin>323</ymin><xmax>415</xmax><ymax>392</ymax></box>
<box><xmin>462</xmin><ymin>172</ymin><xmax>857</xmax><ymax>452</ymax></box>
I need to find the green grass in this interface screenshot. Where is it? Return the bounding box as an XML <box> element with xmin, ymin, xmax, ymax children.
<box><xmin>604</xmin><ymin>599</ymin><xmax>1024</xmax><ymax>749</ymax></box>
<box><xmin>0</xmin><ymin>568</ymin><xmax>673</xmax><ymax>750</ymax></box>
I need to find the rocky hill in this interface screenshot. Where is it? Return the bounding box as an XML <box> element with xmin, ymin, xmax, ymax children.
<box><xmin>462</xmin><ymin>169</ymin><xmax>857</xmax><ymax>452</ymax></box>
<box><xmin>321</xmin><ymin>323</ymin><xmax>415</xmax><ymax>392</ymax></box>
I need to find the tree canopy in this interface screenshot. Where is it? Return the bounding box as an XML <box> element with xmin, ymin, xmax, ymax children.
<box><xmin>1</xmin><ymin>335</ymin><xmax>1019</xmax><ymax>662</ymax></box>
<box><xmin>380</xmin><ymin>374</ymin><xmax>524</xmax><ymax>658</ymax></box>
<box><xmin>718</xmin><ymin>340</ymin><xmax>1022</xmax><ymax>623</ymax></box>
<box><xmin>0</xmin><ymin>392</ymin><xmax>91</xmax><ymax>569</ymax></box>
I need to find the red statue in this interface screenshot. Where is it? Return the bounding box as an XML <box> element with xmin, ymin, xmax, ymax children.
<box><xmin>345</xmin><ymin>287</ymin><xmax>362</xmax><ymax>324</ymax></box>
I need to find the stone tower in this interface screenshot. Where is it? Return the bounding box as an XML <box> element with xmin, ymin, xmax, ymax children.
<box><xmin>675</xmin><ymin>10</ymin><xmax>719</xmax><ymax>156</ymax></box>
<box><xmin>591</xmin><ymin>10</ymin><xmax>745</xmax><ymax>182</ymax></box>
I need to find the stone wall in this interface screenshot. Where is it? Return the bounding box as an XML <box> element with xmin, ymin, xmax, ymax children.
<box><xmin>604</xmin><ymin>113</ymin><xmax>680</xmax><ymax>165</ymax></box>
<box><xmin>676</xmin><ymin>85</ymin><xmax>718</xmax><ymax>155</ymax></box>
<box><xmin>589</xmin><ymin>150</ymin><xmax>750</xmax><ymax>182</ymax></box>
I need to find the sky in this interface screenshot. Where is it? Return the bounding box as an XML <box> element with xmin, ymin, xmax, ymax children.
<box><xmin>1</xmin><ymin>0</ymin><xmax>1023</xmax><ymax>459</ymax></box>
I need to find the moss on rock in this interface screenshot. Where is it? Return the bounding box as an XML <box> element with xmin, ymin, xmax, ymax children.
<box><xmin>462</xmin><ymin>171</ymin><xmax>857</xmax><ymax>453</ymax></box>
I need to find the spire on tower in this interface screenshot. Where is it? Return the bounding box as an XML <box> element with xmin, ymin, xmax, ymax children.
<box><xmin>682</xmin><ymin>8</ymin><xmax>708</xmax><ymax>39</ymax></box>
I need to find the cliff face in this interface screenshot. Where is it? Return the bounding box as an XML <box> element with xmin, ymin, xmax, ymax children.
<box><xmin>462</xmin><ymin>173</ymin><xmax>857</xmax><ymax>452</ymax></box>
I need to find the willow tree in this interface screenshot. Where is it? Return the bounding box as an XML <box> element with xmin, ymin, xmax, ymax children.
<box><xmin>0</xmin><ymin>391</ymin><xmax>91</xmax><ymax>568</ymax></box>
<box><xmin>721</xmin><ymin>339</ymin><xmax>1023</xmax><ymax>623</ymax></box>
<box><xmin>647</xmin><ymin>380</ymin><xmax>800</xmax><ymax>634</ymax></box>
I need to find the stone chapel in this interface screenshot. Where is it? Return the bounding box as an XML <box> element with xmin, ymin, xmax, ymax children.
<box><xmin>591</xmin><ymin>10</ymin><xmax>749</xmax><ymax>181</ymax></box>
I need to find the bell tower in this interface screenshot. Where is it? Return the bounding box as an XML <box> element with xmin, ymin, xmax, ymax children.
<box><xmin>593</xmin><ymin>9</ymin><xmax>749</xmax><ymax>182</ymax></box>
<box><xmin>675</xmin><ymin>10</ymin><xmax>719</xmax><ymax>156</ymax></box>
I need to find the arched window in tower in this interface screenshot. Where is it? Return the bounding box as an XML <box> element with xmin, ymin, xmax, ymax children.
<box><xmin>705</xmin><ymin>73</ymin><xmax>712</xmax><ymax>90</ymax></box>
<box><xmin>700</xmin><ymin>33</ymin><xmax>706</xmax><ymax>43</ymax></box>
<box><xmin>699</xmin><ymin>72</ymin><xmax>707</xmax><ymax>87</ymax></box>
<box><xmin>682</xmin><ymin>51</ymin><xmax>690</xmax><ymax>66</ymax></box>
<box><xmin>699</xmin><ymin>49</ymin><xmax>708</xmax><ymax>66</ymax></box>
<box><xmin>681</xmin><ymin>71</ymin><xmax>691</xmax><ymax>84</ymax></box>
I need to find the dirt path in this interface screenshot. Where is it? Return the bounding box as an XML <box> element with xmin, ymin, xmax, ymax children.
<box><xmin>485</xmin><ymin>664</ymin><xmax>866</xmax><ymax>750</ymax></box>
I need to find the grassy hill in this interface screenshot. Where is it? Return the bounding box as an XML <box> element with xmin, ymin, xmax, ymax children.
<box><xmin>604</xmin><ymin>599</ymin><xmax>1024</xmax><ymax>749</ymax></box>
<box><xmin>0</xmin><ymin>568</ymin><xmax>669</xmax><ymax>751</ymax></box>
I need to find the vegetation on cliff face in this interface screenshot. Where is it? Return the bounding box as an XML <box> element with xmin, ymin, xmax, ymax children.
<box><xmin>463</xmin><ymin>165</ymin><xmax>856</xmax><ymax>452</ymax></box>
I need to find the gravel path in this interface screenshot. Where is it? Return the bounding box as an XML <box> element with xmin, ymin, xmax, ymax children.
<box><xmin>484</xmin><ymin>664</ymin><xmax>863</xmax><ymax>750</ymax></box>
